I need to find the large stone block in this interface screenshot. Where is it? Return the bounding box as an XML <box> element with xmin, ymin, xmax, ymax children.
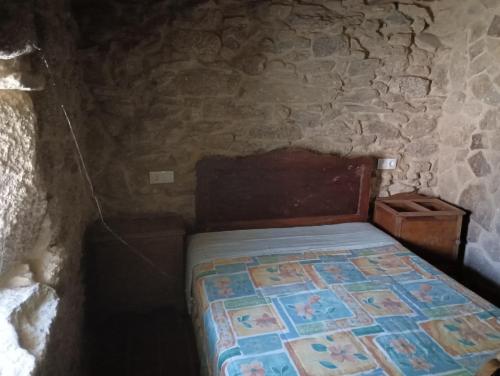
<box><xmin>487</xmin><ymin>15</ymin><xmax>500</xmax><ymax>38</ymax></box>
<box><xmin>0</xmin><ymin>59</ymin><xmax>44</xmax><ymax>91</ymax></box>
<box><xmin>415</xmin><ymin>33</ymin><xmax>442</xmax><ymax>52</ymax></box>
<box><xmin>467</xmin><ymin>151</ymin><xmax>492</xmax><ymax>177</ymax></box>
<box><xmin>0</xmin><ymin>279</ymin><xmax>59</xmax><ymax>375</ymax></box>
<box><xmin>471</xmin><ymin>133</ymin><xmax>488</xmax><ymax>150</ymax></box>
<box><xmin>391</xmin><ymin>76</ymin><xmax>431</xmax><ymax>97</ymax></box>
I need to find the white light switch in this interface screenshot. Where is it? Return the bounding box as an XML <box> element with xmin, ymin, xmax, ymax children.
<box><xmin>149</xmin><ymin>171</ymin><xmax>174</xmax><ymax>184</ymax></box>
<box><xmin>377</xmin><ymin>158</ymin><xmax>397</xmax><ymax>170</ymax></box>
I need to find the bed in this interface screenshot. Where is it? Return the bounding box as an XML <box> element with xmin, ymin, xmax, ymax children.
<box><xmin>186</xmin><ymin>148</ymin><xmax>500</xmax><ymax>376</ymax></box>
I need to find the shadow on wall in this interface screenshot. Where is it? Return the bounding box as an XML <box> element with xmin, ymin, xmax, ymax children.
<box><xmin>0</xmin><ymin>0</ymin><xmax>94</xmax><ymax>375</ymax></box>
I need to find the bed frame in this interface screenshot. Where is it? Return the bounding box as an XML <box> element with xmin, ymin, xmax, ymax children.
<box><xmin>195</xmin><ymin>148</ymin><xmax>374</xmax><ymax>232</ymax></box>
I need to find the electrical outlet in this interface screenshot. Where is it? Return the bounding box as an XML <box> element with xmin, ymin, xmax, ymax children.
<box><xmin>377</xmin><ymin>158</ymin><xmax>397</xmax><ymax>170</ymax></box>
<box><xmin>149</xmin><ymin>171</ymin><xmax>174</xmax><ymax>184</ymax></box>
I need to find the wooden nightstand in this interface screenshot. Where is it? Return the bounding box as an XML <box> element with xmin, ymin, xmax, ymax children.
<box><xmin>86</xmin><ymin>214</ymin><xmax>185</xmax><ymax>320</ymax></box>
<box><xmin>373</xmin><ymin>194</ymin><xmax>465</xmax><ymax>275</ymax></box>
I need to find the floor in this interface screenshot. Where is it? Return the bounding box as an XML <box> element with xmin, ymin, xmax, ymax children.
<box><xmin>86</xmin><ymin>308</ymin><xmax>199</xmax><ymax>376</ymax></box>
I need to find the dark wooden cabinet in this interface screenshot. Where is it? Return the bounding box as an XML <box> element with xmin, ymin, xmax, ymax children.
<box><xmin>85</xmin><ymin>214</ymin><xmax>185</xmax><ymax>319</ymax></box>
<box><xmin>373</xmin><ymin>194</ymin><xmax>465</xmax><ymax>275</ymax></box>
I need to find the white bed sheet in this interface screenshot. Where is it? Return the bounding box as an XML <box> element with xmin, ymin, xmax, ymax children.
<box><xmin>185</xmin><ymin>222</ymin><xmax>397</xmax><ymax>313</ymax></box>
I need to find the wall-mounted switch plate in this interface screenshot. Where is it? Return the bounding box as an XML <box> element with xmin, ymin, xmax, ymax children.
<box><xmin>149</xmin><ymin>170</ymin><xmax>174</xmax><ymax>184</ymax></box>
<box><xmin>377</xmin><ymin>158</ymin><xmax>397</xmax><ymax>170</ymax></box>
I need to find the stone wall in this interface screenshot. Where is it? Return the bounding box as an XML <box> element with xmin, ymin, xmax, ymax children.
<box><xmin>76</xmin><ymin>0</ymin><xmax>499</xmax><ymax>283</ymax></box>
<box><xmin>78</xmin><ymin>0</ymin><xmax>445</xmax><ymax>222</ymax></box>
<box><xmin>431</xmin><ymin>0</ymin><xmax>500</xmax><ymax>286</ymax></box>
<box><xmin>1</xmin><ymin>0</ymin><xmax>495</xmax><ymax>373</ymax></box>
<box><xmin>0</xmin><ymin>0</ymin><xmax>93</xmax><ymax>374</ymax></box>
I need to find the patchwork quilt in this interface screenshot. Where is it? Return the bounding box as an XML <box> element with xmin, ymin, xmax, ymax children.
<box><xmin>190</xmin><ymin>244</ymin><xmax>500</xmax><ymax>376</ymax></box>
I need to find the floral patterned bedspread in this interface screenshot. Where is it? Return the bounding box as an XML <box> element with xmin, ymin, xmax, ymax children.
<box><xmin>190</xmin><ymin>244</ymin><xmax>500</xmax><ymax>376</ymax></box>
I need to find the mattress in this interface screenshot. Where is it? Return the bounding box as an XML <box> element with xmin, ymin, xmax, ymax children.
<box><xmin>187</xmin><ymin>222</ymin><xmax>500</xmax><ymax>376</ymax></box>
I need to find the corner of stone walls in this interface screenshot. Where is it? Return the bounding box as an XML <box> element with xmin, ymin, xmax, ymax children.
<box><xmin>0</xmin><ymin>0</ymin><xmax>94</xmax><ymax>375</ymax></box>
<box><xmin>431</xmin><ymin>0</ymin><xmax>500</xmax><ymax>286</ymax></box>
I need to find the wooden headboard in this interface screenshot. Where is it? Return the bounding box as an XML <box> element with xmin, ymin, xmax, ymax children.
<box><xmin>195</xmin><ymin>148</ymin><xmax>375</xmax><ymax>232</ymax></box>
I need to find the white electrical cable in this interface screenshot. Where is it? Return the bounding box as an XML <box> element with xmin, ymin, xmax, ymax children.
<box><xmin>40</xmin><ymin>54</ymin><xmax>173</xmax><ymax>280</ymax></box>
<box><xmin>0</xmin><ymin>226</ymin><xmax>5</xmax><ymax>274</ymax></box>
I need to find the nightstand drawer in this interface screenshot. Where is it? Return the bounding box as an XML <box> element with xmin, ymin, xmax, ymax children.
<box><xmin>373</xmin><ymin>194</ymin><xmax>465</xmax><ymax>265</ymax></box>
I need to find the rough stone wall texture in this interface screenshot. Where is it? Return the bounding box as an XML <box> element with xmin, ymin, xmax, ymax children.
<box><xmin>0</xmin><ymin>0</ymin><xmax>93</xmax><ymax>374</ymax></box>
<box><xmin>431</xmin><ymin>0</ymin><xmax>500</xmax><ymax>286</ymax></box>
<box><xmin>78</xmin><ymin>0</ymin><xmax>444</xmax><ymax>222</ymax></box>
<box><xmin>77</xmin><ymin>0</ymin><xmax>500</xmax><ymax>286</ymax></box>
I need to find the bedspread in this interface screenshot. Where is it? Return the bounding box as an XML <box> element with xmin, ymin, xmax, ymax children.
<box><xmin>191</xmin><ymin>244</ymin><xmax>500</xmax><ymax>376</ymax></box>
